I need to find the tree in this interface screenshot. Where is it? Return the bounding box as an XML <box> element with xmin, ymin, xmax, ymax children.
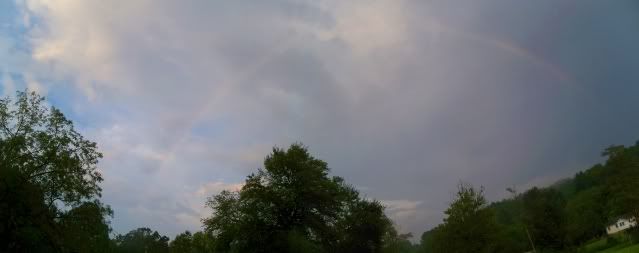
<box><xmin>203</xmin><ymin>143</ymin><xmax>393</xmax><ymax>253</ymax></box>
<box><xmin>191</xmin><ymin>231</ymin><xmax>215</xmax><ymax>253</ymax></box>
<box><xmin>488</xmin><ymin>195</ymin><xmax>530</xmax><ymax>253</ymax></box>
<box><xmin>0</xmin><ymin>162</ymin><xmax>60</xmax><ymax>252</ymax></box>
<box><xmin>113</xmin><ymin>228</ymin><xmax>170</xmax><ymax>253</ymax></box>
<box><xmin>603</xmin><ymin>144</ymin><xmax>639</xmax><ymax>221</ymax></box>
<box><xmin>337</xmin><ymin>199</ymin><xmax>394</xmax><ymax>253</ymax></box>
<box><xmin>429</xmin><ymin>183</ymin><xmax>501</xmax><ymax>253</ymax></box>
<box><xmin>602</xmin><ymin>143</ymin><xmax>639</xmax><ymax>241</ymax></box>
<box><xmin>574</xmin><ymin>164</ymin><xmax>606</xmax><ymax>192</ymax></box>
<box><xmin>0</xmin><ymin>90</ymin><xmax>103</xmax><ymax>208</ymax></box>
<box><xmin>521</xmin><ymin>187</ymin><xmax>566</xmax><ymax>251</ymax></box>
<box><xmin>0</xmin><ymin>91</ymin><xmax>108</xmax><ymax>252</ymax></box>
<box><xmin>382</xmin><ymin>232</ymin><xmax>418</xmax><ymax>253</ymax></box>
<box><xmin>58</xmin><ymin>201</ymin><xmax>113</xmax><ymax>253</ymax></box>
<box><xmin>419</xmin><ymin>226</ymin><xmax>442</xmax><ymax>253</ymax></box>
<box><xmin>170</xmin><ymin>231</ymin><xmax>193</xmax><ymax>253</ymax></box>
<box><xmin>564</xmin><ymin>187</ymin><xmax>607</xmax><ymax>246</ymax></box>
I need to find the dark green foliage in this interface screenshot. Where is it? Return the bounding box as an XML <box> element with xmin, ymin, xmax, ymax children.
<box><xmin>574</xmin><ymin>164</ymin><xmax>606</xmax><ymax>192</ymax></box>
<box><xmin>628</xmin><ymin>226</ymin><xmax>639</xmax><ymax>243</ymax></box>
<box><xmin>602</xmin><ymin>144</ymin><xmax>639</xmax><ymax>221</ymax></box>
<box><xmin>0</xmin><ymin>164</ymin><xmax>61</xmax><ymax>252</ymax></box>
<box><xmin>474</xmin><ymin>142</ymin><xmax>639</xmax><ymax>252</ymax></box>
<box><xmin>418</xmin><ymin>226</ymin><xmax>440</xmax><ymax>253</ymax></box>
<box><xmin>167</xmin><ymin>231</ymin><xmax>215</xmax><ymax>253</ymax></box>
<box><xmin>564</xmin><ymin>187</ymin><xmax>607</xmax><ymax>246</ymax></box>
<box><xmin>113</xmin><ymin>228</ymin><xmax>170</xmax><ymax>253</ymax></box>
<box><xmin>203</xmin><ymin>144</ymin><xmax>393</xmax><ymax>253</ymax></box>
<box><xmin>191</xmin><ymin>231</ymin><xmax>215</xmax><ymax>253</ymax></box>
<box><xmin>488</xmin><ymin>198</ymin><xmax>529</xmax><ymax>253</ymax></box>
<box><xmin>551</xmin><ymin>178</ymin><xmax>577</xmax><ymax>199</ymax></box>
<box><xmin>338</xmin><ymin>200</ymin><xmax>394</xmax><ymax>253</ymax></box>
<box><xmin>521</xmin><ymin>187</ymin><xmax>567</xmax><ymax>251</ymax></box>
<box><xmin>169</xmin><ymin>231</ymin><xmax>193</xmax><ymax>253</ymax></box>
<box><xmin>58</xmin><ymin>201</ymin><xmax>113</xmax><ymax>253</ymax></box>
<box><xmin>0</xmin><ymin>91</ymin><xmax>109</xmax><ymax>252</ymax></box>
<box><xmin>428</xmin><ymin>183</ymin><xmax>501</xmax><ymax>253</ymax></box>
<box><xmin>0</xmin><ymin>91</ymin><xmax>104</xmax><ymax>207</ymax></box>
<box><xmin>169</xmin><ymin>231</ymin><xmax>214</xmax><ymax>253</ymax></box>
<box><xmin>381</xmin><ymin>232</ymin><xmax>418</xmax><ymax>253</ymax></box>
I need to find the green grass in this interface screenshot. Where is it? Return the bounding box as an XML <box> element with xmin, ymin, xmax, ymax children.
<box><xmin>596</xmin><ymin>243</ymin><xmax>639</xmax><ymax>253</ymax></box>
<box><xmin>584</xmin><ymin>237</ymin><xmax>610</xmax><ymax>252</ymax></box>
<box><xmin>579</xmin><ymin>232</ymin><xmax>638</xmax><ymax>253</ymax></box>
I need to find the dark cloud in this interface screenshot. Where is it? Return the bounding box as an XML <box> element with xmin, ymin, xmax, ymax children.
<box><xmin>5</xmin><ymin>0</ymin><xmax>639</xmax><ymax>239</ymax></box>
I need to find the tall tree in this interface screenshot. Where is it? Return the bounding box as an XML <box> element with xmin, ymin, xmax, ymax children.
<box><xmin>203</xmin><ymin>143</ymin><xmax>393</xmax><ymax>253</ymax></box>
<box><xmin>429</xmin><ymin>183</ymin><xmax>501</xmax><ymax>253</ymax></box>
<box><xmin>0</xmin><ymin>91</ymin><xmax>108</xmax><ymax>252</ymax></box>
<box><xmin>0</xmin><ymin>91</ymin><xmax>103</xmax><ymax>208</ymax></box>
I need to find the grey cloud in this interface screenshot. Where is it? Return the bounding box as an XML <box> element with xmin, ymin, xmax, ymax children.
<box><xmin>9</xmin><ymin>0</ymin><xmax>639</xmax><ymax>239</ymax></box>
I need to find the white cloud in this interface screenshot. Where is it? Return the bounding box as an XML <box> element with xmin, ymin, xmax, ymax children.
<box><xmin>381</xmin><ymin>199</ymin><xmax>439</xmax><ymax>237</ymax></box>
<box><xmin>382</xmin><ymin>199</ymin><xmax>422</xmax><ymax>221</ymax></box>
<box><xmin>20</xmin><ymin>0</ymin><xmax>120</xmax><ymax>96</ymax></box>
<box><xmin>320</xmin><ymin>0</ymin><xmax>408</xmax><ymax>54</ymax></box>
<box><xmin>196</xmin><ymin>181</ymin><xmax>243</xmax><ymax>197</ymax></box>
<box><xmin>172</xmin><ymin>181</ymin><xmax>244</xmax><ymax>230</ymax></box>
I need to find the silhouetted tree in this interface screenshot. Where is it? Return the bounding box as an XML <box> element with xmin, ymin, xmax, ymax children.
<box><xmin>0</xmin><ymin>91</ymin><xmax>103</xmax><ymax>208</ymax></box>
<box><xmin>113</xmin><ymin>228</ymin><xmax>170</xmax><ymax>253</ymax></box>
<box><xmin>0</xmin><ymin>163</ymin><xmax>60</xmax><ymax>252</ymax></box>
<box><xmin>0</xmin><ymin>91</ymin><xmax>108</xmax><ymax>252</ymax></box>
<box><xmin>429</xmin><ymin>183</ymin><xmax>500</xmax><ymax>253</ymax></box>
<box><xmin>203</xmin><ymin>144</ymin><xmax>393</xmax><ymax>253</ymax></box>
<box><xmin>58</xmin><ymin>201</ymin><xmax>113</xmax><ymax>253</ymax></box>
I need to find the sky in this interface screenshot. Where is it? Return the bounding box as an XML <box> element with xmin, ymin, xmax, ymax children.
<box><xmin>1</xmin><ymin>0</ymin><xmax>639</xmax><ymax>240</ymax></box>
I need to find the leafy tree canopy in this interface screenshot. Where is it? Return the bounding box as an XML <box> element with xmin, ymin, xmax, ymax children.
<box><xmin>0</xmin><ymin>91</ymin><xmax>109</xmax><ymax>252</ymax></box>
<box><xmin>203</xmin><ymin>143</ymin><xmax>394</xmax><ymax>253</ymax></box>
<box><xmin>0</xmin><ymin>91</ymin><xmax>103</xmax><ymax>208</ymax></box>
<box><xmin>113</xmin><ymin>227</ymin><xmax>170</xmax><ymax>253</ymax></box>
<box><xmin>426</xmin><ymin>183</ymin><xmax>500</xmax><ymax>253</ymax></box>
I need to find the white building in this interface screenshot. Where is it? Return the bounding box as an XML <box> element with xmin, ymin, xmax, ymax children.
<box><xmin>606</xmin><ymin>217</ymin><xmax>637</xmax><ymax>235</ymax></box>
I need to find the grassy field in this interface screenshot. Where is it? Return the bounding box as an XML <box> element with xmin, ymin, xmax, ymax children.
<box><xmin>580</xmin><ymin>232</ymin><xmax>639</xmax><ymax>253</ymax></box>
<box><xmin>596</xmin><ymin>243</ymin><xmax>639</xmax><ymax>253</ymax></box>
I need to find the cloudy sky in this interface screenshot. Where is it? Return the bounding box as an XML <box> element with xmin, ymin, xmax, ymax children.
<box><xmin>2</xmin><ymin>0</ymin><xmax>639</xmax><ymax>239</ymax></box>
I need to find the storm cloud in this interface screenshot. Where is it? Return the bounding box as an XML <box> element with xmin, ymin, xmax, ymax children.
<box><xmin>2</xmin><ymin>0</ymin><xmax>639</xmax><ymax>238</ymax></box>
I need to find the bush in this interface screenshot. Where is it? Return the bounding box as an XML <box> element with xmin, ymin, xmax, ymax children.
<box><xmin>628</xmin><ymin>226</ymin><xmax>639</xmax><ymax>243</ymax></box>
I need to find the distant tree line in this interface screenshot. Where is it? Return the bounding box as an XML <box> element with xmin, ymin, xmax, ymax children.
<box><xmin>1</xmin><ymin>91</ymin><xmax>638</xmax><ymax>252</ymax></box>
<box><xmin>419</xmin><ymin>144</ymin><xmax>639</xmax><ymax>253</ymax></box>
